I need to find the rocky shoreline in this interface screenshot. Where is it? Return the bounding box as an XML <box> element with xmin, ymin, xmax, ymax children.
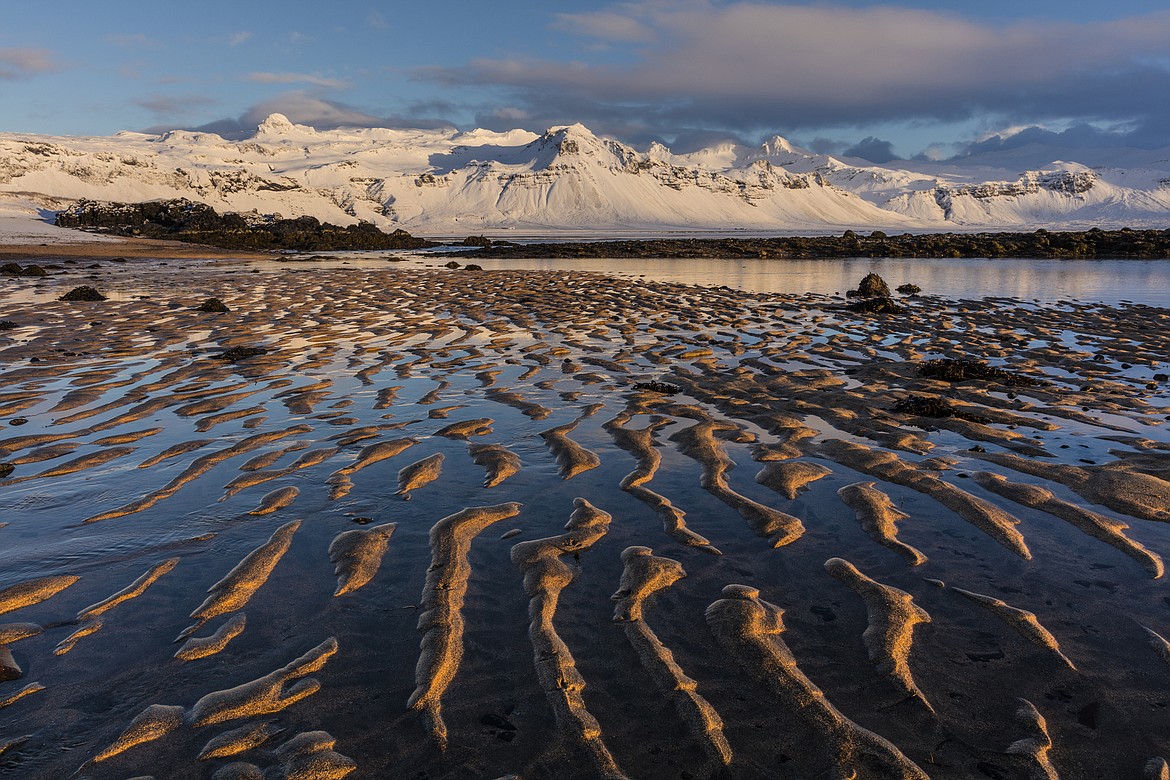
<box><xmin>452</xmin><ymin>227</ymin><xmax>1170</xmax><ymax>260</ymax></box>
<box><xmin>55</xmin><ymin>199</ymin><xmax>435</xmax><ymax>252</ymax></box>
<box><xmin>43</xmin><ymin>199</ymin><xmax>1170</xmax><ymax>258</ymax></box>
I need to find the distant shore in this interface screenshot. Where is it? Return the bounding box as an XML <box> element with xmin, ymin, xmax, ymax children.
<box><xmin>4</xmin><ymin>224</ymin><xmax>1170</xmax><ymax>261</ymax></box>
<box><xmin>449</xmin><ymin>227</ymin><xmax>1170</xmax><ymax>260</ymax></box>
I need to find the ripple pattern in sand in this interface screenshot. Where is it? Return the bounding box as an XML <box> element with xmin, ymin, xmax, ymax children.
<box><xmin>0</xmin><ymin>264</ymin><xmax>1167</xmax><ymax>778</ymax></box>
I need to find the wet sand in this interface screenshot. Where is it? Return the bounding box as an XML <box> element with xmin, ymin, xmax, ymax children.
<box><xmin>0</xmin><ymin>250</ymin><xmax>1168</xmax><ymax>778</ymax></box>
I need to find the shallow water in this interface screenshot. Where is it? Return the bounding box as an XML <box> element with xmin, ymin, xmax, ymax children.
<box><xmin>416</xmin><ymin>255</ymin><xmax>1170</xmax><ymax>307</ymax></box>
<box><xmin>0</xmin><ymin>263</ymin><xmax>1168</xmax><ymax>779</ymax></box>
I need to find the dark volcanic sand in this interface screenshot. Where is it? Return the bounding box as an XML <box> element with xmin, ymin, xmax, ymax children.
<box><xmin>0</xmin><ymin>257</ymin><xmax>1168</xmax><ymax>779</ymax></box>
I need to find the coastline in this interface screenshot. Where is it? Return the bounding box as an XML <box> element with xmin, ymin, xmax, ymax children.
<box><xmin>0</xmin><ymin>236</ymin><xmax>274</xmax><ymax>260</ymax></box>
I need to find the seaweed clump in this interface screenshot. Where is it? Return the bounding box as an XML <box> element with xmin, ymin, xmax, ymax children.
<box><xmin>634</xmin><ymin>381</ymin><xmax>681</xmax><ymax>394</ymax></box>
<box><xmin>892</xmin><ymin>395</ymin><xmax>987</xmax><ymax>422</ymax></box>
<box><xmin>214</xmin><ymin>346</ymin><xmax>269</xmax><ymax>362</ymax></box>
<box><xmin>197</xmin><ymin>297</ymin><xmax>230</xmax><ymax>313</ymax></box>
<box><xmin>848</xmin><ymin>296</ymin><xmax>904</xmax><ymax>314</ymax></box>
<box><xmin>849</xmin><ymin>273</ymin><xmax>891</xmax><ymax>298</ymax></box>
<box><xmin>919</xmin><ymin>358</ymin><xmax>1040</xmax><ymax>387</ymax></box>
<box><xmin>59</xmin><ymin>286</ymin><xmax>107</xmax><ymax>302</ymax></box>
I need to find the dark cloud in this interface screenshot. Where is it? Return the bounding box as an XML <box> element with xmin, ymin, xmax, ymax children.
<box><xmin>158</xmin><ymin>91</ymin><xmax>456</xmax><ymax>138</ymax></box>
<box><xmin>843</xmin><ymin>137</ymin><xmax>898</xmax><ymax>163</ymax></box>
<box><xmin>415</xmin><ymin>2</ymin><xmax>1170</xmax><ymax>145</ymax></box>
<box><xmin>0</xmin><ymin>48</ymin><xmax>58</xmax><ymax>80</ymax></box>
<box><xmin>134</xmin><ymin>94</ymin><xmax>216</xmax><ymax>119</ymax></box>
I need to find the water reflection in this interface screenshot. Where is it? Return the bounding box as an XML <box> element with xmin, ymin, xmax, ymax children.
<box><xmin>423</xmin><ymin>256</ymin><xmax>1170</xmax><ymax>307</ymax></box>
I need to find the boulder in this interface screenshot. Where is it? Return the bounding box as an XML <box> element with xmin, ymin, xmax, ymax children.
<box><xmin>197</xmin><ymin>297</ymin><xmax>230</xmax><ymax>313</ymax></box>
<box><xmin>854</xmin><ymin>272</ymin><xmax>891</xmax><ymax>297</ymax></box>
<box><xmin>59</xmin><ymin>286</ymin><xmax>107</xmax><ymax>301</ymax></box>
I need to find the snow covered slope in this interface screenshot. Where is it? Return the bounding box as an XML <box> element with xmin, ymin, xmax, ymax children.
<box><xmin>2</xmin><ymin>114</ymin><xmax>1169</xmax><ymax>235</ymax></box>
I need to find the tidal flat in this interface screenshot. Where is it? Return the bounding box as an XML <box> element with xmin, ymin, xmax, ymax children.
<box><xmin>0</xmin><ymin>255</ymin><xmax>1168</xmax><ymax>779</ymax></box>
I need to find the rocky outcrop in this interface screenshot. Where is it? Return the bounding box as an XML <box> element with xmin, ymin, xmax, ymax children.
<box><xmin>55</xmin><ymin>198</ymin><xmax>434</xmax><ymax>251</ymax></box>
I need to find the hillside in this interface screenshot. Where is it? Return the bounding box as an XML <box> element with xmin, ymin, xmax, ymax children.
<box><xmin>2</xmin><ymin>114</ymin><xmax>1169</xmax><ymax>235</ymax></box>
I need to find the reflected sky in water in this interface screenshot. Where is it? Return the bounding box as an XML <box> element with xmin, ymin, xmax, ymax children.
<box><xmin>433</xmin><ymin>256</ymin><xmax>1170</xmax><ymax>307</ymax></box>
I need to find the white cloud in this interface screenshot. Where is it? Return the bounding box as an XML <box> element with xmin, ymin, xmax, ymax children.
<box><xmin>248</xmin><ymin>72</ymin><xmax>350</xmax><ymax>89</ymax></box>
<box><xmin>368</xmin><ymin>10</ymin><xmax>391</xmax><ymax>30</ymax></box>
<box><xmin>214</xmin><ymin>32</ymin><xmax>253</xmax><ymax>47</ymax></box>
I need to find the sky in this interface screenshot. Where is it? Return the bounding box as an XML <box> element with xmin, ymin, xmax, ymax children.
<box><xmin>3</xmin><ymin>0</ymin><xmax>1170</xmax><ymax>161</ymax></box>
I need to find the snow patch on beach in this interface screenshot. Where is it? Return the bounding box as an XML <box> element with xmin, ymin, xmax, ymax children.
<box><xmin>0</xmin><ymin>196</ymin><xmax>124</xmax><ymax>245</ymax></box>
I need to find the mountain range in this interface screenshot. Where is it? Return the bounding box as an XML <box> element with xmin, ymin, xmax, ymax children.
<box><xmin>2</xmin><ymin>113</ymin><xmax>1169</xmax><ymax>236</ymax></box>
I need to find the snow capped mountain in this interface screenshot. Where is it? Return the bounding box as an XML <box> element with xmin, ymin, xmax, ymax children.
<box><xmin>1</xmin><ymin>115</ymin><xmax>1169</xmax><ymax>236</ymax></box>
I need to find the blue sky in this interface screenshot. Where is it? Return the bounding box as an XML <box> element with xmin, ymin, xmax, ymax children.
<box><xmin>3</xmin><ymin>1</ymin><xmax>1170</xmax><ymax>160</ymax></box>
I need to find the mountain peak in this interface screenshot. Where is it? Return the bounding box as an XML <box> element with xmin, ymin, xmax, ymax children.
<box><xmin>255</xmin><ymin>113</ymin><xmax>306</xmax><ymax>136</ymax></box>
<box><xmin>760</xmin><ymin>135</ymin><xmax>800</xmax><ymax>156</ymax></box>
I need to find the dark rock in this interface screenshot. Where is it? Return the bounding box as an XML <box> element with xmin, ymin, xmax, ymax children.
<box><xmin>847</xmin><ymin>296</ymin><xmax>903</xmax><ymax>314</ymax></box>
<box><xmin>463</xmin><ymin>264</ymin><xmax>484</xmax><ymax>271</ymax></box>
<box><xmin>854</xmin><ymin>272</ymin><xmax>891</xmax><ymax>297</ymax></box>
<box><xmin>634</xmin><ymin>381</ymin><xmax>681</xmax><ymax>394</ymax></box>
<box><xmin>1155</xmin><ymin>373</ymin><xmax>1168</xmax><ymax>382</ymax></box>
<box><xmin>9</xmin><ymin>418</ymin><xmax>29</xmax><ymax>426</ymax></box>
<box><xmin>462</xmin><ymin>235</ymin><xmax>492</xmax><ymax>247</ymax></box>
<box><xmin>213</xmin><ymin>346</ymin><xmax>269</xmax><ymax>362</ymax></box>
<box><xmin>0</xmin><ymin>463</ymin><xmax>13</xmax><ymax>478</ymax></box>
<box><xmin>197</xmin><ymin>297</ymin><xmax>230</xmax><ymax>313</ymax></box>
<box><xmin>444</xmin><ymin>261</ymin><xmax>461</xmax><ymax>269</ymax></box>
<box><xmin>895</xmin><ymin>283</ymin><xmax>921</xmax><ymax>295</ymax></box>
<box><xmin>20</xmin><ymin>265</ymin><xmax>46</xmax><ymax>277</ymax></box>
<box><xmin>59</xmin><ymin>285</ymin><xmax>107</xmax><ymax>302</ymax></box>
<box><xmin>442</xmin><ymin>228</ymin><xmax>1170</xmax><ymax>261</ymax></box>
<box><xmin>919</xmin><ymin>358</ymin><xmax>1041</xmax><ymax>387</ymax></box>
<box><xmin>1077</xmin><ymin>702</ymin><xmax>1100</xmax><ymax>729</ymax></box>
<box><xmin>55</xmin><ymin>198</ymin><xmax>436</xmax><ymax>252</ymax></box>
<box><xmin>0</xmin><ymin>321</ymin><xmax>16</xmax><ymax>330</ymax></box>
<box><xmin>0</xmin><ymin>263</ymin><xmax>22</xmax><ymax>275</ymax></box>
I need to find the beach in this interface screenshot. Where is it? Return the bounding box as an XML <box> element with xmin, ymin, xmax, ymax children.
<box><xmin>0</xmin><ymin>242</ymin><xmax>1168</xmax><ymax>779</ymax></box>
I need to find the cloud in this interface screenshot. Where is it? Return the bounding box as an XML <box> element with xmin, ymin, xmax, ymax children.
<box><xmin>552</xmin><ymin>10</ymin><xmax>656</xmax><ymax>42</ymax></box>
<box><xmin>176</xmin><ymin>91</ymin><xmax>456</xmax><ymax>138</ymax></box>
<box><xmin>843</xmin><ymin>137</ymin><xmax>898</xmax><ymax>163</ymax></box>
<box><xmin>368</xmin><ymin>10</ymin><xmax>391</xmax><ymax>30</ymax></box>
<box><xmin>212</xmin><ymin>32</ymin><xmax>253</xmax><ymax>47</ymax></box>
<box><xmin>248</xmin><ymin>72</ymin><xmax>350</xmax><ymax>89</ymax></box>
<box><xmin>0</xmin><ymin>48</ymin><xmax>58</xmax><ymax>80</ymax></box>
<box><xmin>134</xmin><ymin>94</ymin><xmax>216</xmax><ymax>118</ymax></box>
<box><xmin>417</xmin><ymin>2</ymin><xmax>1170</xmax><ymax>145</ymax></box>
